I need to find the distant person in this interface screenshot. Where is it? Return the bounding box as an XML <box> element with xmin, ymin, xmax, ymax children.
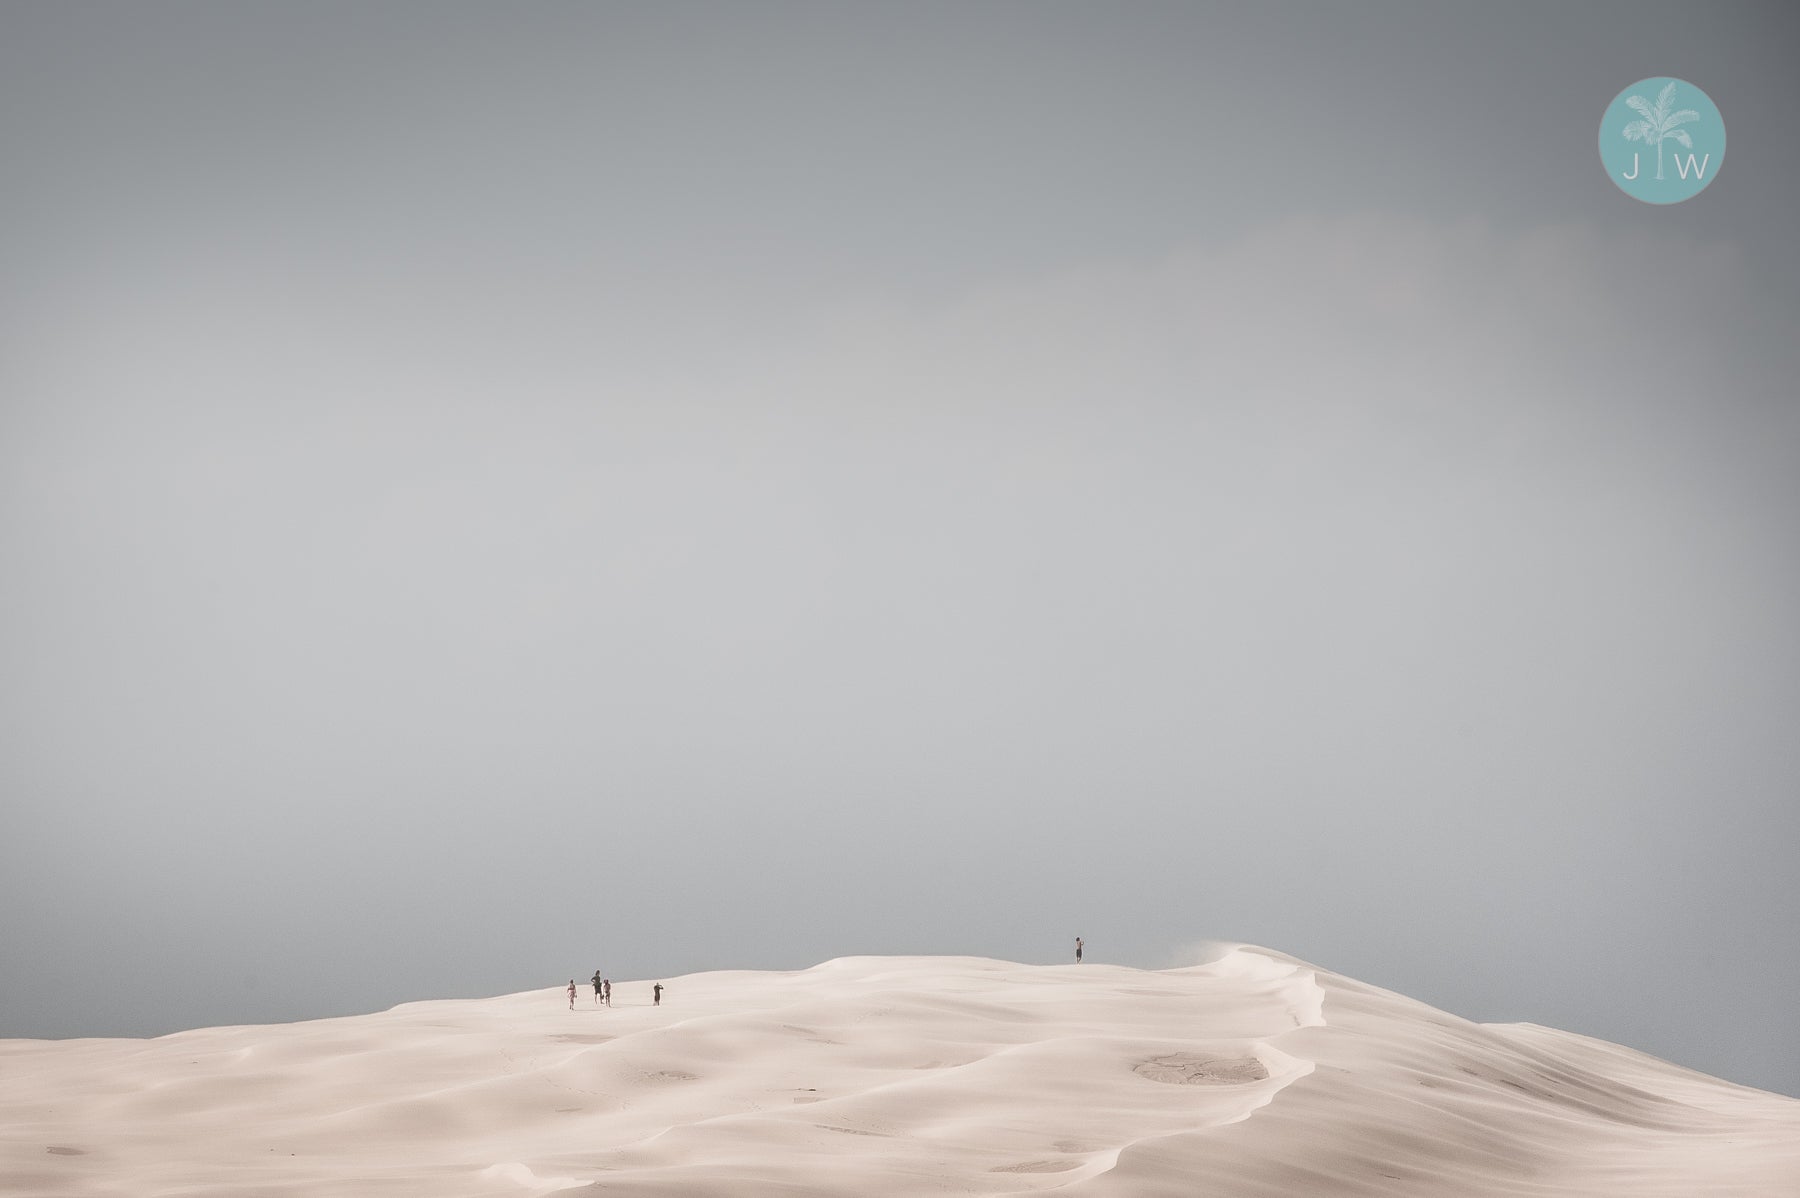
<box><xmin>1075</xmin><ymin>937</ymin><xmax>1084</xmax><ymax>964</ymax></box>
<box><xmin>567</xmin><ymin>979</ymin><xmax>577</xmax><ymax>1009</ymax></box>
<box><xmin>602</xmin><ymin>978</ymin><xmax>612</xmax><ymax>1007</ymax></box>
<box><xmin>592</xmin><ymin>971</ymin><xmax>603</xmax><ymax>1004</ymax></box>
<box><xmin>653</xmin><ymin>983</ymin><xmax>664</xmax><ymax>1006</ymax></box>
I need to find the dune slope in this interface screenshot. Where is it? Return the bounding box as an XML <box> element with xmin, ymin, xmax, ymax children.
<box><xmin>3</xmin><ymin>946</ymin><xmax>1795</xmax><ymax>1196</ymax></box>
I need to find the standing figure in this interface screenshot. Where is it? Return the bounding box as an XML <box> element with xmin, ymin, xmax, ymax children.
<box><xmin>602</xmin><ymin>978</ymin><xmax>612</xmax><ymax>1007</ymax></box>
<box><xmin>653</xmin><ymin>982</ymin><xmax>664</xmax><ymax>1007</ymax></box>
<box><xmin>592</xmin><ymin>971</ymin><xmax>603</xmax><ymax>1004</ymax></box>
<box><xmin>567</xmin><ymin>979</ymin><xmax>577</xmax><ymax>1009</ymax></box>
<box><xmin>1075</xmin><ymin>937</ymin><xmax>1084</xmax><ymax>964</ymax></box>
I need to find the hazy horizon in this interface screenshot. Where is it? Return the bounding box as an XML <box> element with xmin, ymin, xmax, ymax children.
<box><xmin>4</xmin><ymin>2</ymin><xmax>1798</xmax><ymax>1098</ymax></box>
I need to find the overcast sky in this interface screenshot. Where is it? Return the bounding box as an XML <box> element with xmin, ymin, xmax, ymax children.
<box><xmin>3</xmin><ymin>2</ymin><xmax>1797</xmax><ymax>1098</ymax></box>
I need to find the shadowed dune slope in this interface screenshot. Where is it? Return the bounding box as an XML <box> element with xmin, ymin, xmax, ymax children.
<box><xmin>3</xmin><ymin>946</ymin><xmax>1795</xmax><ymax>1196</ymax></box>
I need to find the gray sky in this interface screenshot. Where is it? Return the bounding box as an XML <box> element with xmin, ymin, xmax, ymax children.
<box><xmin>3</xmin><ymin>2</ymin><xmax>1798</xmax><ymax>1098</ymax></box>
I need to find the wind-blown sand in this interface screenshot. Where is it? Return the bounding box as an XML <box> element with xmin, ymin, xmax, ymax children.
<box><xmin>4</xmin><ymin>945</ymin><xmax>1796</xmax><ymax>1196</ymax></box>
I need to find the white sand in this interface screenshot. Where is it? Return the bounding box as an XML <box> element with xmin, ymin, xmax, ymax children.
<box><xmin>4</xmin><ymin>945</ymin><xmax>1796</xmax><ymax>1196</ymax></box>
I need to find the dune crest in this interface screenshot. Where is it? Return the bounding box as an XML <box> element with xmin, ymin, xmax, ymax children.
<box><xmin>2</xmin><ymin>946</ymin><xmax>1795</xmax><ymax>1196</ymax></box>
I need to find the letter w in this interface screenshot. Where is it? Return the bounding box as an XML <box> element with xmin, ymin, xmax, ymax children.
<box><xmin>1674</xmin><ymin>153</ymin><xmax>1712</xmax><ymax>180</ymax></box>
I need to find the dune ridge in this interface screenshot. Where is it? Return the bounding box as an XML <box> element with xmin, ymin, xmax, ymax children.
<box><xmin>2</xmin><ymin>946</ymin><xmax>1795</xmax><ymax>1196</ymax></box>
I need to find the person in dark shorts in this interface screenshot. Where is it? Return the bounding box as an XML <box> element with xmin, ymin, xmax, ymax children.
<box><xmin>1075</xmin><ymin>937</ymin><xmax>1084</xmax><ymax>963</ymax></box>
<box><xmin>653</xmin><ymin>983</ymin><xmax>663</xmax><ymax>1006</ymax></box>
<box><xmin>592</xmin><ymin>971</ymin><xmax>603</xmax><ymax>1003</ymax></box>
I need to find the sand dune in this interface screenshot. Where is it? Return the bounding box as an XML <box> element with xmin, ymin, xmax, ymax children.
<box><xmin>3</xmin><ymin>946</ymin><xmax>1796</xmax><ymax>1196</ymax></box>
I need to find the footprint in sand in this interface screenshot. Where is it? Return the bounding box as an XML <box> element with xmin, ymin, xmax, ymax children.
<box><xmin>991</xmin><ymin>1159</ymin><xmax>1080</xmax><ymax>1173</ymax></box>
<box><xmin>1133</xmin><ymin>1054</ymin><xmax>1269</xmax><ymax>1085</ymax></box>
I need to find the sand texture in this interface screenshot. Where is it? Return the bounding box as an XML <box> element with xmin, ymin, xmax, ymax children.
<box><xmin>3</xmin><ymin>946</ymin><xmax>1796</xmax><ymax>1196</ymax></box>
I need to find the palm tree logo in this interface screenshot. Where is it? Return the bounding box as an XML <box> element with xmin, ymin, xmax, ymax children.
<box><xmin>1621</xmin><ymin>81</ymin><xmax>1700</xmax><ymax>181</ymax></box>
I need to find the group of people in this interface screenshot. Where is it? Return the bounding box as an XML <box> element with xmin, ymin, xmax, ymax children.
<box><xmin>567</xmin><ymin>974</ymin><xmax>665</xmax><ymax>1009</ymax></box>
<box><xmin>564</xmin><ymin>942</ymin><xmax>1086</xmax><ymax>1012</ymax></box>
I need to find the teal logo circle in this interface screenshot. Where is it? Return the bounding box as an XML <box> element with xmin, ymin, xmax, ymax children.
<box><xmin>1599</xmin><ymin>78</ymin><xmax>1725</xmax><ymax>204</ymax></box>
